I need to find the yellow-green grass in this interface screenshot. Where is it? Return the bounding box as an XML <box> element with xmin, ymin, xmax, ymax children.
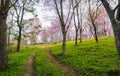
<box><xmin>52</xmin><ymin>37</ymin><xmax>120</xmax><ymax>76</ymax></box>
<box><xmin>1</xmin><ymin>36</ymin><xmax>120</xmax><ymax>76</ymax></box>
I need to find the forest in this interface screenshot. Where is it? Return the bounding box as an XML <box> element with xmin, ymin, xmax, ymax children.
<box><xmin>0</xmin><ymin>0</ymin><xmax>120</xmax><ymax>76</ymax></box>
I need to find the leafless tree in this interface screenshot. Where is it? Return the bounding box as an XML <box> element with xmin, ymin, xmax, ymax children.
<box><xmin>53</xmin><ymin>0</ymin><xmax>78</xmax><ymax>55</ymax></box>
<box><xmin>88</xmin><ymin>0</ymin><xmax>102</xmax><ymax>43</ymax></box>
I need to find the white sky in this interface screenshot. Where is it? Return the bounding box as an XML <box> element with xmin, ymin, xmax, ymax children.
<box><xmin>23</xmin><ymin>0</ymin><xmax>118</xmax><ymax>27</ymax></box>
<box><xmin>24</xmin><ymin>2</ymin><xmax>56</xmax><ymax>27</ymax></box>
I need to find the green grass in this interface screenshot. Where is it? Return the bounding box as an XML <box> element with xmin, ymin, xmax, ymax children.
<box><xmin>0</xmin><ymin>46</ymin><xmax>38</xmax><ymax>76</ymax></box>
<box><xmin>1</xmin><ymin>37</ymin><xmax>120</xmax><ymax>76</ymax></box>
<box><xmin>36</xmin><ymin>48</ymin><xmax>65</xmax><ymax>76</ymax></box>
<box><xmin>52</xmin><ymin>37</ymin><xmax>120</xmax><ymax>76</ymax></box>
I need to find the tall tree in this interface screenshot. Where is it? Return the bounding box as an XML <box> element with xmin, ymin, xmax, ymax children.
<box><xmin>88</xmin><ymin>0</ymin><xmax>102</xmax><ymax>43</ymax></box>
<box><xmin>101</xmin><ymin>0</ymin><xmax>120</xmax><ymax>57</ymax></box>
<box><xmin>53</xmin><ymin>0</ymin><xmax>75</xmax><ymax>55</ymax></box>
<box><xmin>72</xmin><ymin>0</ymin><xmax>80</xmax><ymax>46</ymax></box>
<box><xmin>79</xmin><ymin>1</ymin><xmax>84</xmax><ymax>43</ymax></box>
<box><xmin>14</xmin><ymin>0</ymin><xmax>26</xmax><ymax>52</ymax></box>
<box><xmin>0</xmin><ymin>0</ymin><xmax>18</xmax><ymax>71</ymax></box>
<box><xmin>72</xmin><ymin>0</ymin><xmax>83</xmax><ymax>45</ymax></box>
<box><xmin>14</xmin><ymin>0</ymin><xmax>38</xmax><ymax>52</ymax></box>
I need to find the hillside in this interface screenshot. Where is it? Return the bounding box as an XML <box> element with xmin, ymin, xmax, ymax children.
<box><xmin>0</xmin><ymin>37</ymin><xmax>120</xmax><ymax>76</ymax></box>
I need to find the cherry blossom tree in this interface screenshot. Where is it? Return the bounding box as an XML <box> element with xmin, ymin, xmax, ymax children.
<box><xmin>27</xmin><ymin>17</ymin><xmax>41</xmax><ymax>44</ymax></box>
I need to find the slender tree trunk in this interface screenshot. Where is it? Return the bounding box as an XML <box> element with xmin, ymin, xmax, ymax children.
<box><xmin>94</xmin><ymin>28</ymin><xmax>98</xmax><ymax>43</ymax></box>
<box><xmin>0</xmin><ymin>15</ymin><xmax>8</xmax><ymax>71</ymax></box>
<box><xmin>62</xmin><ymin>33</ymin><xmax>66</xmax><ymax>55</ymax></box>
<box><xmin>75</xmin><ymin>29</ymin><xmax>78</xmax><ymax>46</ymax></box>
<box><xmin>8</xmin><ymin>29</ymin><xmax>11</xmax><ymax>47</ymax></box>
<box><xmin>93</xmin><ymin>23</ymin><xmax>98</xmax><ymax>43</ymax></box>
<box><xmin>79</xmin><ymin>29</ymin><xmax>82</xmax><ymax>43</ymax></box>
<box><xmin>16</xmin><ymin>27</ymin><xmax>22</xmax><ymax>52</ymax></box>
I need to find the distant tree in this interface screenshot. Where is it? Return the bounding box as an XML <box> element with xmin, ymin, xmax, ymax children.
<box><xmin>88</xmin><ymin>0</ymin><xmax>102</xmax><ymax>43</ymax></box>
<box><xmin>41</xmin><ymin>28</ymin><xmax>49</xmax><ymax>43</ymax></box>
<box><xmin>28</xmin><ymin>18</ymin><xmax>41</xmax><ymax>44</ymax></box>
<box><xmin>13</xmin><ymin>0</ymin><xmax>39</xmax><ymax>52</ymax></box>
<box><xmin>72</xmin><ymin>0</ymin><xmax>84</xmax><ymax>45</ymax></box>
<box><xmin>7</xmin><ymin>10</ymin><xmax>15</xmax><ymax>47</ymax></box>
<box><xmin>79</xmin><ymin>1</ymin><xmax>84</xmax><ymax>43</ymax></box>
<box><xmin>94</xmin><ymin>11</ymin><xmax>112</xmax><ymax>37</ymax></box>
<box><xmin>72</xmin><ymin>0</ymin><xmax>80</xmax><ymax>45</ymax></box>
<box><xmin>47</xmin><ymin>20</ymin><xmax>61</xmax><ymax>43</ymax></box>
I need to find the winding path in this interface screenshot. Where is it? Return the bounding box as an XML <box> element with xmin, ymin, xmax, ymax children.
<box><xmin>46</xmin><ymin>50</ymin><xmax>80</xmax><ymax>76</ymax></box>
<box><xmin>23</xmin><ymin>51</ymin><xmax>38</xmax><ymax>76</ymax></box>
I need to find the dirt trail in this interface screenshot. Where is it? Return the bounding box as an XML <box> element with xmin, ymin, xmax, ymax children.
<box><xmin>46</xmin><ymin>50</ymin><xmax>81</xmax><ymax>76</ymax></box>
<box><xmin>23</xmin><ymin>52</ymin><xmax>38</xmax><ymax>76</ymax></box>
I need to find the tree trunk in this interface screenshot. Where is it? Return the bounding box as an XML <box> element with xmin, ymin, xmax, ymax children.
<box><xmin>62</xmin><ymin>34</ymin><xmax>66</xmax><ymax>55</ymax></box>
<box><xmin>0</xmin><ymin>15</ymin><xmax>8</xmax><ymax>71</ymax></box>
<box><xmin>114</xmin><ymin>0</ymin><xmax>120</xmax><ymax>57</ymax></box>
<box><xmin>116</xmin><ymin>0</ymin><xmax>120</xmax><ymax>21</ymax></box>
<box><xmin>75</xmin><ymin>29</ymin><xmax>78</xmax><ymax>46</ymax></box>
<box><xmin>101</xmin><ymin>0</ymin><xmax>120</xmax><ymax>58</ymax></box>
<box><xmin>7</xmin><ymin>29</ymin><xmax>11</xmax><ymax>47</ymax></box>
<box><xmin>114</xmin><ymin>26</ymin><xmax>120</xmax><ymax>58</ymax></box>
<box><xmin>16</xmin><ymin>27</ymin><xmax>22</xmax><ymax>52</ymax></box>
<box><xmin>79</xmin><ymin>29</ymin><xmax>82</xmax><ymax>43</ymax></box>
<box><xmin>93</xmin><ymin>23</ymin><xmax>98</xmax><ymax>43</ymax></box>
<box><xmin>110</xmin><ymin>19</ymin><xmax>120</xmax><ymax>57</ymax></box>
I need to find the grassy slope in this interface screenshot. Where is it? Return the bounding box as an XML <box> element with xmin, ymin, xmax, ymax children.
<box><xmin>1</xmin><ymin>37</ymin><xmax>120</xmax><ymax>76</ymax></box>
<box><xmin>52</xmin><ymin>37</ymin><xmax>120</xmax><ymax>76</ymax></box>
<box><xmin>0</xmin><ymin>43</ymin><xmax>65</xmax><ymax>76</ymax></box>
<box><xmin>0</xmin><ymin>45</ymin><xmax>38</xmax><ymax>76</ymax></box>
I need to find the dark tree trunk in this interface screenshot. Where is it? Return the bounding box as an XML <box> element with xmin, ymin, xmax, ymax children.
<box><xmin>116</xmin><ymin>0</ymin><xmax>120</xmax><ymax>21</ymax></box>
<box><xmin>109</xmin><ymin>17</ymin><xmax>120</xmax><ymax>57</ymax></box>
<box><xmin>113</xmin><ymin>24</ymin><xmax>120</xmax><ymax>58</ymax></box>
<box><xmin>0</xmin><ymin>14</ymin><xmax>8</xmax><ymax>71</ymax></box>
<box><xmin>8</xmin><ymin>29</ymin><xmax>11</xmax><ymax>47</ymax></box>
<box><xmin>62</xmin><ymin>33</ymin><xmax>66</xmax><ymax>55</ymax></box>
<box><xmin>94</xmin><ymin>27</ymin><xmax>98</xmax><ymax>43</ymax></box>
<box><xmin>114</xmin><ymin>0</ymin><xmax>120</xmax><ymax>57</ymax></box>
<box><xmin>110</xmin><ymin>16</ymin><xmax>120</xmax><ymax>57</ymax></box>
<box><xmin>93</xmin><ymin>23</ymin><xmax>98</xmax><ymax>43</ymax></box>
<box><xmin>101</xmin><ymin>0</ymin><xmax>120</xmax><ymax>57</ymax></box>
<box><xmin>75</xmin><ymin>30</ymin><xmax>78</xmax><ymax>46</ymax></box>
<box><xmin>79</xmin><ymin>29</ymin><xmax>82</xmax><ymax>43</ymax></box>
<box><xmin>16</xmin><ymin>27</ymin><xmax>22</xmax><ymax>52</ymax></box>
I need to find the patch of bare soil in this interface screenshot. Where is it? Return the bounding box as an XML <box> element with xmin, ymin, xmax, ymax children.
<box><xmin>46</xmin><ymin>50</ymin><xmax>81</xmax><ymax>76</ymax></box>
<box><xmin>23</xmin><ymin>52</ymin><xmax>37</xmax><ymax>76</ymax></box>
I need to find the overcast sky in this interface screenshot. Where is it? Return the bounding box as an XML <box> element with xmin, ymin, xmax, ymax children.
<box><xmin>23</xmin><ymin>0</ymin><xmax>118</xmax><ymax>27</ymax></box>
<box><xmin>24</xmin><ymin>2</ymin><xmax>56</xmax><ymax>27</ymax></box>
